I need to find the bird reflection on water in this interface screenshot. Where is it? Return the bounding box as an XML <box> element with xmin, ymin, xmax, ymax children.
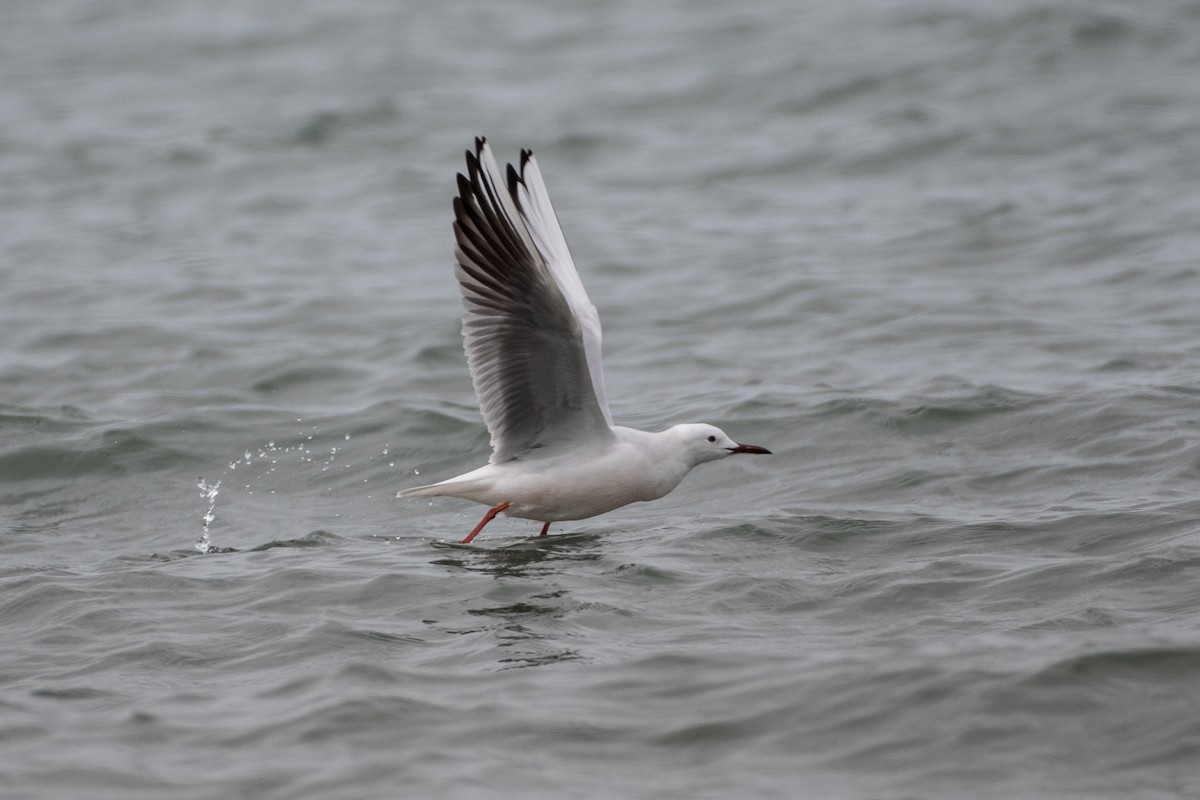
<box><xmin>428</xmin><ymin>532</ymin><xmax>607</xmax><ymax>668</ymax></box>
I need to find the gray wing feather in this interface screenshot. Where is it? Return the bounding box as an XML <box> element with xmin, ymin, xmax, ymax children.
<box><xmin>453</xmin><ymin>138</ymin><xmax>614</xmax><ymax>462</ymax></box>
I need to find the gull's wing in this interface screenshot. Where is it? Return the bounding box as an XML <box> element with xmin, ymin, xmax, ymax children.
<box><xmin>452</xmin><ymin>138</ymin><xmax>614</xmax><ymax>463</ymax></box>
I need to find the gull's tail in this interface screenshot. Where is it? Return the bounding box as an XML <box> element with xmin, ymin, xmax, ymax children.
<box><xmin>397</xmin><ymin>482</ymin><xmax>450</xmax><ymax>499</ymax></box>
<box><xmin>396</xmin><ymin>468</ymin><xmax>494</xmax><ymax>503</ymax></box>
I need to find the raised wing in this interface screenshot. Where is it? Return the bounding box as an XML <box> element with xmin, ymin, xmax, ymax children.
<box><xmin>452</xmin><ymin>138</ymin><xmax>614</xmax><ymax>463</ymax></box>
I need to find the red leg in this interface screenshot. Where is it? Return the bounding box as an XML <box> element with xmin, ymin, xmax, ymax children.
<box><xmin>538</xmin><ymin>521</ymin><xmax>550</xmax><ymax>536</ymax></box>
<box><xmin>460</xmin><ymin>502</ymin><xmax>510</xmax><ymax>545</ymax></box>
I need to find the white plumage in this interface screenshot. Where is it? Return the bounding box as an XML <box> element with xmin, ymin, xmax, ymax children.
<box><xmin>400</xmin><ymin>138</ymin><xmax>770</xmax><ymax>543</ymax></box>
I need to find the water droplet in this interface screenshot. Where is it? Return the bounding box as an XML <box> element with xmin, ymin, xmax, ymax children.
<box><xmin>194</xmin><ymin>478</ymin><xmax>221</xmax><ymax>554</ymax></box>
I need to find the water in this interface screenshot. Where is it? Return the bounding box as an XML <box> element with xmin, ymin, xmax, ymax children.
<box><xmin>194</xmin><ymin>478</ymin><xmax>219</xmax><ymax>554</ymax></box>
<box><xmin>3</xmin><ymin>1</ymin><xmax>1200</xmax><ymax>797</ymax></box>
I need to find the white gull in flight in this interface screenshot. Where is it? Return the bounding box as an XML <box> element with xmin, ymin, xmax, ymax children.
<box><xmin>400</xmin><ymin>138</ymin><xmax>771</xmax><ymax>544</ymax></box>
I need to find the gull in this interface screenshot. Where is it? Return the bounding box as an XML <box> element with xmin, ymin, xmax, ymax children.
<box><xmin>400</xmin><ymin>138</ymin><xmax>771</xmax><ymax>544</ymax></box>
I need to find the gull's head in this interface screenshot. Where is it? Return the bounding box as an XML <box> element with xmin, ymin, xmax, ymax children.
<box><xmin>669</xmin><ymin>423</ymin><xmax>772</xmax><ymax>466</ymax></box>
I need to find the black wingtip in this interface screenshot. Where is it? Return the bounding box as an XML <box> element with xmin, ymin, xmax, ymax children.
<box><xmin>465</xmin><ymin>137</ymin><xmax>487</xmax><ymax>172</ymax></box>
<box><xmin>508</xmin><ymin>149</ymin><xmax>536</xmax><ymax>204</ymax></box>
<box><xmin>505</xmin><ymin>162</ymin><xmax>520</xmax><ymax>199</ymax></box>
<box><xmin>453</xmin><ymin>172</ymin><xmax>471</xmax><ymax>215</ymax></box>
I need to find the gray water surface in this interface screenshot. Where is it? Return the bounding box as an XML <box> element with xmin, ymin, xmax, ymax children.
<box><xmin>4</xmin><ymin>2</ymin><xmax>1200</xmax><ymax>798</ymax></box>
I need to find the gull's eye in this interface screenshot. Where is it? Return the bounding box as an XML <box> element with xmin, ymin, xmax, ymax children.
<box><xmin>707</xmin><ymin>435</ymin><xmax>717</xmax><ymax>443</ymax></box>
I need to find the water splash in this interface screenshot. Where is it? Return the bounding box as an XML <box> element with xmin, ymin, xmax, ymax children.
<box><xmin>192</xmin><ymin>426</ymin><xmax>405</xmax><ymax>546</ymax></box>
<box><xmin>196</xmin><ymin>478</ymin><xmax>221</xmax><ymax>554</ymax></box>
